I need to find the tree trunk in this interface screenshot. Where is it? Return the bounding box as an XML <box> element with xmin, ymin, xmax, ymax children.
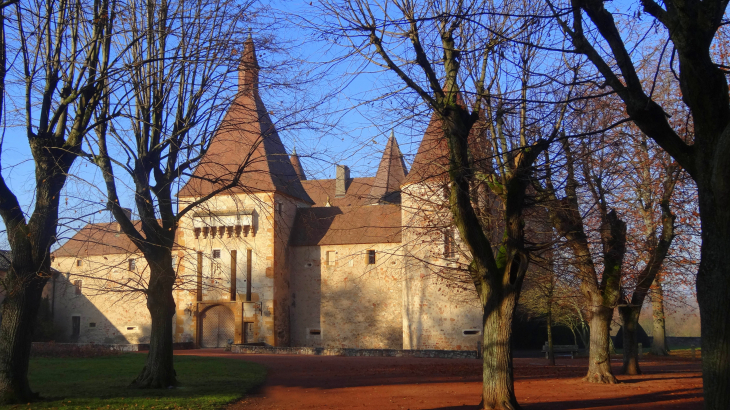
<box><xmin>650</xmin><ymin>277</ymin><xmax>669</xmax><ymax>356</ymax></box>
<box><xmin>130</xmin><ymin>265</ymin><xmax>177</xmax><ymax>389</ymax></box>
<box><xmin>696</xmin><ymin>209</ymin><xmax>730</xmax><ymax>410</ymax></box>
<box><xmin>0</xmin><ymin>274</ymin><xmax>48</xmax><ymax>403</ymax></box>
<box><xmin>619</xmin><ymin>305</ymin><xmax>642</xmax><ymax>375</ymax></box>
<box><xmin>480</xmin><ymin>294</ymin><xmax>521</xmax><ymax>410</ymax></box>
<box><xmin>546</xmin><ymin>305</ymin><xmax>555</xmax><ymax>366</ymax></box>
<box><xmin>584</xmin><ymin>305</ymin><xmax>617</xmax><ymax>384</ymax></box>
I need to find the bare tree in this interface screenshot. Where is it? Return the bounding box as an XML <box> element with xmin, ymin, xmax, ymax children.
<box><xmin>0</xmin><ymin>0</ymin><xmax>115</xmax><ymax>402</ymax></box>
<box><xmin>617</xmin><ymin>134</ymin><xmax>679</xmax><ymax>375</ymax></box>
<box><xmin>534</xmin><ymin>132</ymin><xmax>627</xmax><ymax>384</ymax></box>
<box><xmin>549</xmin><ymin>0</ymin><xmax>730</xmax><ymax>406</ymax></box>
<box><xmin>86</xmin><ymin>0</ymin><xmax>254</xmax><ymax>388</ymax></box>
<box><xmin>312</xmin><ymin>1</ymin><xmax>576</xmax><ymax>408</ymax></box>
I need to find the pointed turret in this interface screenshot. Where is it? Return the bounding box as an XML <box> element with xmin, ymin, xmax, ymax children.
<box><xmin>239</xmin><ymin>34</ymin><xmax>259</xmax><ymax>95</ymax></box>
<box><xmin>290</xmin><ymin>147</ymin><xmax>306</xmax><ymax>180</ymax></box>
<box><xmin>179</xmin><ymin>35</ymin><xmax>313</xmax><ymax>204</ymax></box>
<box><xmin>368</xmin><ymin>131</ymin><xmax>408</xmax><ymax>204</ymax></box>
<box><xmin>403</xmin><ymin>105</ymin><xmax>490</xmax><ymax>186</ymax></box>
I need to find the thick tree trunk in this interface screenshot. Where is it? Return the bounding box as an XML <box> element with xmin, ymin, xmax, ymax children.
<box><xmin>480</xmin><ymin>294</ymin><xmax>520</xmax><ymax>410</ymax></box>
<box><xmin>546</xmin><ymin>305</ymin><xmax>555</xmax><ymax>366</ymax></box>
<box><xmin>584</xmin><ymin>305</ymin><xmax>617</xmax><ymax>383</ymax></box>
<box><xmin>0</xmin><ymin>274</ymin><xmax>47</xmax><ymax>403</ymax></box>
<box><xmin>696</xmin><ymin>211</ymin><xmax>730</xmax><ymax>410</ymax></box>
<box><xmin>130</xmin><ymin>265</ymin><xmax>177</xmax><ymax>389</ymax></box>
<box><xmin>619</xmin><ymin>305</ymin><xmax>642</xmax><ymax>375</ymax></box>
<box><xmin>650</xmin><ymin>278</ymin><xmax>669</xmax><ymax>356</ymax></box>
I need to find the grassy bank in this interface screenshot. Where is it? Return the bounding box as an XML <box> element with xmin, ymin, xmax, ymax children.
<box><xmin>3</xmin><ymin>354</ymin><xmax>265</xmax><ymax>409</ymax></box>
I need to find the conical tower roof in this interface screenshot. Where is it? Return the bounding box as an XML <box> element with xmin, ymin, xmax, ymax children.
<box><xmin>290</xmin><ymin>147</ymin><xmax>306</xmax><ymax>181</ymax></box>
<box><xmin>179</xmin><ymin>36</ymin><xmax>312</xmax><ymax>204</ymax></box>
<box><xmin>402</xmin><ymin>106</ymin><xmax>491</xmax><ymax>186</ymax></box>
<box><xmin>368</xmin><ymin>131</ymin><xmax>408</xmax><ymax>204</ymax></box>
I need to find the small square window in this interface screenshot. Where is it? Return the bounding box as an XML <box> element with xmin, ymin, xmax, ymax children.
<box><xmin>212</xmin><ymin>249</ymin><xmax>221</xmax><ymax>259</ymax></box>
<box><xmin>367</xmin><ymin>250</ymin><xmax>376</xmax><ymax>265</ymax></box>
<box><xmin>89</xmin><ymin>322</ymin><xmax>96</xmax><ymax>328</ymax></box>
<box><xmin>76</xmin><ymin>259</ymin><xmax>82</xmax><ymax>267</ymax></box>
<box><xmin>74</xmin><ymin>280</ymin><xmax>82</xmax><ymax>295</ymax></box>
<box><xmin>128</xmin><ymin>259</ymin><xmax>136</xmax><ymax>271</ymax></box>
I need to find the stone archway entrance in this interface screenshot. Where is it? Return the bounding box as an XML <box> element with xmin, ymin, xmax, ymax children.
<box><xmin>200</xmin><ymin>305</ymin><xmax>235</xmax><ymax>348</ymax></box>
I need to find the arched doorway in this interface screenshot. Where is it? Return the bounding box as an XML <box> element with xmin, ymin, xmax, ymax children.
<box><xmin>200</xmin><ymin>305</ymin><xmax>235</xmax><ymax>348</ymax></box>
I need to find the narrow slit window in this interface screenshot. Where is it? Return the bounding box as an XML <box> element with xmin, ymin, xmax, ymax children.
<box><xmin>463</xmin><ymin>329</ymin><xmax>480</xmax><ymax>335</ymax></box>
<box><xmin>76</xmin><ymin>259</ymin><xmax>82</xmax><ymax>267</ymax></box>
<box><xmin>74</xmin><ymin>280</ymin><xmax>82</xmax><ymax>295</ymax></box>
<box><xmin>367</xmin><ymin>250</ymin><xmax>376</xmax><ymax>265</ymax></box>
<box><xmin>444</xmin><ymin>229</ymin><xmax>456</xmax><ymax>259</ymax></box>
<box><xmin>309</xmin><ymin>329</ymin><xmax>321</xmax><ymax>335</ymax></box>
<box><xmin>128</xmin><ymin>258</ymin><xmax>136</xmax><ymax>271</ymax></box>
<box><xmin>326</xmin><ymin>251</ymin><xmax>336</xmax><ymax>266</ymax></box>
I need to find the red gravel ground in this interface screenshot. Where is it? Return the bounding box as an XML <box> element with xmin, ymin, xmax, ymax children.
<box><xmin>175</xmin><ymin>350</ymin><xmax>702</xmax><ymax>410</ymax></box>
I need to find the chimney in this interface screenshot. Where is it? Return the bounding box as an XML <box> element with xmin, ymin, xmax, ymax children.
<box><xmin>107</xmin><ymin>204</ymin><xmax>133</xmax><ymax>232</ymax></box>
<box><xmin>335</xmin><ymin>165</ymin><xmax>349</xmax><ymax>198</ymax></box>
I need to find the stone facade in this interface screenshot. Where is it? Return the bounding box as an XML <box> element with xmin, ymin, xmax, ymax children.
<box><xmin>48</xmin><ymin>36</ymin><xmax>511</xmax><ymax>352</ymax></box>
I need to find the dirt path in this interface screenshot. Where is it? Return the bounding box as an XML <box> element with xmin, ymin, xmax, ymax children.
<box><xmin>175</xmin><ymin>350</ymin><xmax>702</xmax><ymax>410</ymax></box>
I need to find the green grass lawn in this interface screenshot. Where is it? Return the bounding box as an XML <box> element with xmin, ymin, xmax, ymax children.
<box><xmin>3</xmin><ymin>354</ymin><xmax>266</xmax><ymax>410</ymax></box>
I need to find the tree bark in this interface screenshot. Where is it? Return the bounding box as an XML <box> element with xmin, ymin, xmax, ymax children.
<box><xmin>546</xmin><ymin>304</ymin><xmax>555</xmax><ymax>366</ymax></box>
<box><xmin>129</xmin><ymin>263</ymin><xmax>177</xmax><ymax>388</ymax></box>
<box><xmin>480</xmin><ymin>294</ymin><xmax>521</xmax><ymax>410</ymax></box>
<box><xmin>584</xmin><ymin>305</ymin><xmax>617</xmax><ymax>384</ymax></box>
<box><xmin>696</xmin><ymin>200</ymin><xmax>730</xmax><ymax>410</ymax></box>
<box><xmin>0</xmin><ymin>273</ymin><xmax>47</xmax><ymax>403</ymax></box>
<box><xmin>619</xmin><ymin>305</ymin><xmax>642</xmax><ymax>374</ymax></box>
<box><xmin>650</xmin><ymin>277</ymin><xmax>669</xmax><ymax>355</ymax></box>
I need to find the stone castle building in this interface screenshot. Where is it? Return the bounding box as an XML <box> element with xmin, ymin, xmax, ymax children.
<box><xmin>49</xmin><ymin>37</ymin><xmax>494</xmax><ymax>351</ymax></box>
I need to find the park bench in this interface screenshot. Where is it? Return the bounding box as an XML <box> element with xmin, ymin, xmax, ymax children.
<box><xmin>542</xmin><ymin>342</ymin><xmax>579</xmax><ymax>359</ymax></box>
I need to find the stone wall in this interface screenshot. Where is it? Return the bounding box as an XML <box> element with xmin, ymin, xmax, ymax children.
<box><xmin>289</xmin><ymin>243</ymin><xmax>404</xmax><ymax>349</ymax></box>
<box><xmin>401</xmin><ymin>183</ymin><xmax>484</xmax><ymax>351</ymax></box>
<box><xmin>231</xmin><ymin>344</ymin><xmax>478</xmax><ymax>359</ymax></box>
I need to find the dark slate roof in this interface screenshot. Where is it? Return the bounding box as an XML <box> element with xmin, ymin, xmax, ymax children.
<box><xmin>290</xmin><ymin>205</ymin><xmax>402</xmax><ymax>246</ymax></box>
<box><xmin>179</xmin><ymin>37</ymin><xmax>312</xmax><ymax>204</ymax></box>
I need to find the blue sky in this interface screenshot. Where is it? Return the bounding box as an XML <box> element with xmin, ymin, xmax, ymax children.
<box><xmin>0</xmin><ymin>0</ymin><xmax>434</xmax><ymax>248</ymax></box>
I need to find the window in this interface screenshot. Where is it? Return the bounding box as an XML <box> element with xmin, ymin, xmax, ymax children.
<box><xmin>74</xmin><ymin>280</ymin><xmax>82</xmax><ymax>295</ymax></box>
<box><xmin>367</xmin><ymin>250</ymin><xmax>376</xmax><ymax>265</ymax></box>
<box><xmin>444</xmin><ymin>229</ymin><xmax>456</xmax><ymax>259</ymax></box>
<box><xmin>212</xmin><ymin>249</ymin><xmax>221</xmax><ymax>259</ymax></box>
<box><xmin>326</xmin><ymin>251</ymin><xmax>336</xmax><ymax>266</ymax></box>
<box><xmin>71</xmin><ymin>316</ymin><xmax>80</xmax><ymax>337</ymax></box>
<box><xmin>76</xmin><ymin>259</ymin><xmax>82</xmax><ymax>267</ymax></box>
<box><xmin>128</xmin><ymin>258</ymin><xmax>136</xmax><ymax>271</ymax></box>
<box><xmin>309</xmin><ymin>329</ymin><xmax>321</xmax><ymax>335</ymax></box>
<box><xmin>463</xmin><ymin>329</ymin><xmax>480</xmax><ymax>335</ymax></box>
<box><xmin>171</xmin><ymin>255</ymin><xmax>177</xmax><ymax>268</ymax></box>
<box><xmin>89</xmin><ymin>322</ymin><xmax>96</xmax><ymax>328</ymax></box>
<box><xmin>276</xmin><ymin>202</ymin><xmax>283</xmax><ymax>217</ymax></box>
